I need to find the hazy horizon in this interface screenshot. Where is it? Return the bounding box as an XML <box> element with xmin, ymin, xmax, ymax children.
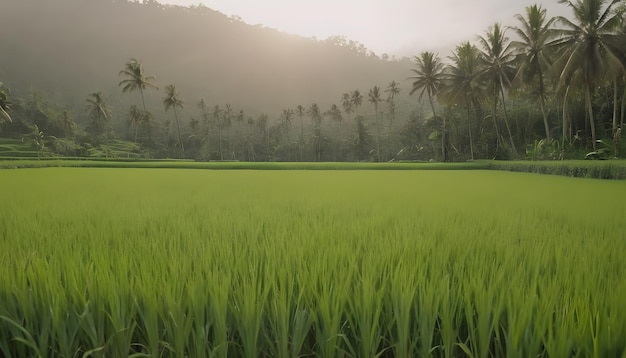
<box><xmin>160</xmin><ymin>0</ymin><xmax>569</xmax><ymax>57</ymax></box>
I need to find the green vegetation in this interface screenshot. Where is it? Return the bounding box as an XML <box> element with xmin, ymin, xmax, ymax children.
<box><xmin>4</xmin><ymin>158</ymin><xmax>626</xmax><ymax>179</ymax></box>
<box><xmin>2</xmin><ymin>0</ymin><xmax>626</xmax><ymax>162</ymax></box>
<box><xmin>0</xmin><ymin>169</ymin><xmax>624</xmax><ymax>357</ymax></box>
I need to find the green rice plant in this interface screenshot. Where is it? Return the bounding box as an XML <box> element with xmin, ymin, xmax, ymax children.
<box><xmin>1</xmin><ymin>169</ymin><xmax>625</xmax><ymax>357</ymax></box>
<box><xmin>312</xmin><ymin>260</ymin><xmax>354</xmax><ymax>358</ymax></box>
<box><xmin>388</xmin><ymin>263</ymin><xmax>418</xmax><ymax>358</ymax></box>
<box><xmin>347</xmin><ymin>258</ymin><xmax>389</xmax><ymax>358</ymax></box>
<box><xmin>231</xmin><ymin>258</ymin><xmax>270</xmax><ymax>358</ymax></box>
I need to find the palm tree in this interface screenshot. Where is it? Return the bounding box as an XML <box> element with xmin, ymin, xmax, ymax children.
<box><xmin>85</xmin><ymin>92</ymin><xmax>110</xmax><ymax>141</ymax></box>
<box><xmin>555</xmin><ymin>0</ymin><xmax>626</xmax><ymax>150</ymax></box>
<box><xmin>385</xmin><ymin>81</ymin><xmax>400</xmax><ymax>125</ymax></box>
<box><xmin>350</xmin><ymin>90</ymin><xmax>363</xmax><ymax>118</ymax></box>
<box><xmin>128</xmin><ymin>105</ymin><xmax>143</xmax><ymax>143</ymax></box>
<box><xmin>341</xmin><ymin>92</ymin><xmax>353</xmax><ymax>118</ymax></box>
<box><xmin>223</xmin><ymin>104</ymin><xmax>233</xmax><ymax>158</ymax></box>
<box><xmin>0</xmin><ymin>82</ymin><xmax>11</xmax><ymax>124</ymax></box>
<box><xmin>119</xmin><ymin>58</ymin><xmax>158</xmax><ymax>111</ymax></box>
<box><xmin>281</xmin><ymin>108</ymin><xmax>294</xmax><ymax>160</ymax></box>
<box><xmin>213</xmin><ymin>105</ymin><xmax>223</xmax><ymax>160</ymax></box>
<box><xmin>163</xmin><ymin>84</ymin><xmax>185</xmax><ymax>157</ymax></box>
<box><xmin>511</xmin><ymin>4</ymin><xmax>558</xmax><ymax>141</ymax></box>
<box><xmin>409</xmin><ymin>51</ymin><xmax>447</xmax><ymax>161</ymax></box>
<box><xmin>326</xmin><ymin>104</ymin><xmax>344</xmax><ymax>161</ymax></box>
<box><xmin>256</xmin><ymin>113</ymin><xmax>270</xmax><ymax>161</ymax></box>
<box><xmin>296</xmin><ymin>104</ymin><xmax>305</xmax><ymax>161</ymax></box>
<box><xmin>308</xmin><ymin>103</ymin><xmax>322</xmax><ymax>161</ymax></box>
<box><xmin>119</xmin><ymin>58</ymin><xmax>157</xmax><ymax>150</ymax></box>
<box><xmin>478</xmin><ymin>23</ymin><xmax>518</xmax><ymax>155</ymax></box>
<box><xmin>441</xmin><ymin>42</ymin><xmax>485</xmax><ymax>160</ymax></box>
<box><xmin>368</xmin><ymin>86</ymin><xmax>383</xmax><ymax>161</ymax></box>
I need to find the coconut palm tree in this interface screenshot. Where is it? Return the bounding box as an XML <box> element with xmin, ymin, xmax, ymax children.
<box><xmin>441</xmin><ymin>42</ymin><xmax>485</xmax><ymax>160</ymax></box>
<box><xmin>511</xmin><ymin>4</ymin><xmax>559</xmax><ymax>141</ymax></box>
<box><xmin>296</xmin><ymin>104</ymin><xmax>305</xmax><ymax>161</ymax></box>
<box><xmin>350</xmin><ymin>90</ymin><xmax>363</xmax><ymax>118</ymax></box>
<box><xmin>128</xmin><ymin>105</ymin><xmax>143</xmax><ymax>143</ymax></box>
<box><xmin>368</xmin><ymin>85</ymin><xmax>383</xmax><ymax>161</ymax></box>
<box><xmin>326</xmin><ymin>104</ymin><xmax>344</xmax><ymax>160</ymax></box>
<box><xmin>223</xmin><ymin>104</ymin><xmax>233</xmax><ymax>158</ymax></box>
<box><xmin>308</xmin><ymin>103</ymin><xmax>322</xmax><ymax>161</ymax></box>
<box><xmin>163</xmin><ymin>84</ymin><xmax>185</xmax><ymax>157</ymax></box>
<box><xmin>478</xmin><ymin>23</ymin><xmax>518</xmax><ymax>155</ymax></box>
<box><xmin>341</xmin><ymin>92</ymin><xmax>353</xmax><ymax>119</ymax></box>
<box><xmin>281</xmin><ymin>108</ymin><xmax>294</xmax><ymax>160</ymax></box>
<box><xmin>213</xmin><ymin>105</ymin><xmax>223</xmax><ymax>160</ymax></box>
<box><xmin>385</xmin><ymin>80</ymin><xmax>400</xmax><ymax>125</ymax></box>
<box><xmin>409</xmin><ymin>51</ymin><xmax>447</xmax><ymax>161</ymax></box>
<box><xmin>119</xmin><ymin>59</ymin><xmax>157</xmax><ymax>152</ymax></box>
<box><xmin>85</xmin><ymin>92</ymin><xmax>110</xmax><ymax>141</ymax></box>
<box><xmin>119</xmin><ymin>58</ymin><xmax>158</xmax><ymax>112</ymax></box>
<box><xmin>555</xmin><ymin>0</ymin><xmax>626</xmax><ymax>150</ymax></box>
<box><xmin>256</xmin><ymin>113</ymin><xmax>270</xmax><ymax>160</ymax></box>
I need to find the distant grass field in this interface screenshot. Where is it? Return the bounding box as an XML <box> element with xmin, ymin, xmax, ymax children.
<box><xmin>1</xmin><ymin>168</ymin><xmax>625</xmax><ymax>357</ymax></box>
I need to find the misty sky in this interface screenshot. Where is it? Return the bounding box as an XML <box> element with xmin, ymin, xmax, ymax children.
<box><xmin>161</xmin><ymin>0</ymin><xmax>569</xmax><ymax>56</ymax></box>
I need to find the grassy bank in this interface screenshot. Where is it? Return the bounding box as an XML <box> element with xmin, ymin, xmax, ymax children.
<box><xmin>3</xmin><ymin>158</ymin><xmax>626</xmax><ymax>179</ymax></box>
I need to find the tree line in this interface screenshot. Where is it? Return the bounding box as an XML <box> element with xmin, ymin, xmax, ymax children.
<box><xmin>1</xmin><ymin>0</ymin><xmax>626</xmax><ymax>161</ymax></box>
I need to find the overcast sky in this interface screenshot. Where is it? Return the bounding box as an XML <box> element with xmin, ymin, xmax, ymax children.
<box><xmin>160</xmin><ymin>0</ymin><xmax>569</xmax><ymax>56</ymax></box>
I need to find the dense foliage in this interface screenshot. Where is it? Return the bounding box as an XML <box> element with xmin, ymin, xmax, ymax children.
<box><xmin>1</xmin><ymin>0</ymin><xmax>626</xmax><ymax>162</ymax></box>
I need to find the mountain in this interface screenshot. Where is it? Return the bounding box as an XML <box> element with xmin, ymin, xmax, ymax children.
<box><xmin>0</xmin><ymin>0</ymin><xmax>414</xmax><ymax>119</ymax></box>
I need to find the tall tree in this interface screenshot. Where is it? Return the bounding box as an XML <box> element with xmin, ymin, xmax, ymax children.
<box><xmin>351</xmin><ymin>90</ymin><xmax>363</xmax><ymax>118</ymax></box>
<box><xmin>128</xmin><ymin>105</ymin><xmax>143</xmax><ymax>143</ymax></box>
<box><xmin>368</xmin><ymin>85</ymin><xmax>383</xmax><ymax>161</ymax></box>
<box><xmin>213</xmin><ymin>105</ymin><xmax>223</xmax><ymax>160</ymax></box>
<box><xmin>341</xmin><ymin>92</ymin><xmax>353</xmax><ymax>119</ymax></box>
<box><xmin>223</xmin><ymin>104</ymin><xmax>233</xmax><ymax>159</ymax></box>
<box><xmin>478</xmin><ymin>23</ymin><xmax>518</xmax><ymax>155</ymax></box>
<box><xmin>163</xmin><ymin>84</ymin><xmax>185</xmax><ymax>157</ymax></box>
<box><xmin>256</xmin><ymin>113</ymin><xmax>270</xmax><ymax>161</ymax></box>
<box><xmin>409</xmin><ymin>51</ymin><xmax>447</xmax><ymax>161</ymax></box>
<box><xmin>119</xmin><ymin>58</ymin><xmax>158</xmax><ymax>151</ymax></box>
<box><xmin>296</xmin><ymin>104</ymin><xmax>305</xmax><ymax>161</ymax></box>
<box><xmin>511</xmin><ymin>4</ymin><xmax>558</xmax><ymax>141</ymax></box>
<box><xmin>119</xmin><ymin>58</ymin><xmax>158</xmax><ymax>113</ymax></box>
<box><xmin>556</xmin><ymin>0</ymin><xmax>626</xmax><ymax>150</ymax></box>
<box><xmin>85</xmin><ymin>92</ymin><xmax>110</xmax><ymax>141</ymax></box>
<box><xmin>281</xmin><ymin>108</ymin><xmax>294</xmax><ymax>160</ymax></box>
<box><xmin>385</xmin><ymin>81</ymin><xmax>400</xmax><ymax>125</ymax></box>
<box><xmin>326</xmin><ymin>103</ymin><xmax>344</xmax><ymax>161</ymax></box>
<box><xmin>308</xmin><ymin>103</ymin><xmax>322</xmax><ymax>161</ymax></box>
<box><xmin>441</xmin><ymin>42</ymin><xmax>485</xmax><ymax>160</ymax></box>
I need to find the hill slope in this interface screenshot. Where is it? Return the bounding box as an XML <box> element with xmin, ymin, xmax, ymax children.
<box><xmin>0</xmin><ymin>0</ymin><xmax>413</xmax><ymax>116</ymax></box>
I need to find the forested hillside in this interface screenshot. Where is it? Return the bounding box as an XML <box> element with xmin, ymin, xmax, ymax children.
<box><xmin>0</xmin><ymin>0</ymin><xmax>410</xmax><ymax>114</ymax></box>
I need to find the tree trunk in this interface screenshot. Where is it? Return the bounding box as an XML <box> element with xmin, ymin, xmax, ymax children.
<box><xmin>538</xmin><ymin>69</ymin><xmax>550</xmax><ymax>141</ymax></box>
<box><xmin>173</xmin><ymin>107</ymin><xmax>185</xmax><ymax>158</ymax></box>
<box><xmin>428</xmin><ymin>94</ymin><xmax>446</xmax><ymax>162</ymax></box>
<box><xmin>585</xmin><ymin>83</ymin><xmax>597</xmax><ymax>151</ymax></box>
<box><xmin>375</xmin><ymin>103</ymin><xmax>381</xmax><ymax>162</ymax></box>
<box><xmin>612</xmin><ymin>80</ymin><xmax>618</xmax><ymax>136</ymax></box>
<box><xmin>467</xmin><ymin>104</ymin><xmax>474</xmax><ymax>160</ymax></box>
<box><xmin>499</xmin><ymin>78</ymin><xmax>518</xmax><ymax>156</ymax></box>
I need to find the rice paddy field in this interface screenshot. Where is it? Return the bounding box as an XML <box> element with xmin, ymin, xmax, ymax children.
<box><xmin>0</xmin><ymin>167</ymin><xmax>625</xmax><ymax>357</ymax></box>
